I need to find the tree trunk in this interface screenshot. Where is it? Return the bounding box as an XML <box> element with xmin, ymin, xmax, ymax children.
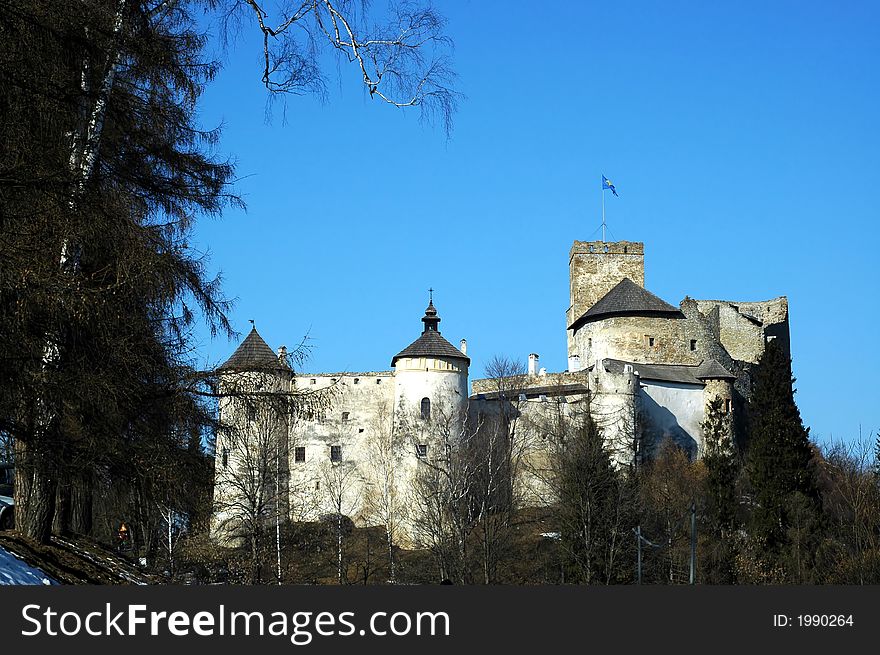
<box><xmin>14</xmin><ymin>439</ymin><xmax>57</xmax><ymax>544</ymax></box>
<box><xmin>52</xmin><ymin>468</ymin><xmax>93</xmax><ymax>535</ymax></box>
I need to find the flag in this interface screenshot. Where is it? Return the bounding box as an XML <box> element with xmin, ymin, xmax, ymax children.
<box><xmin>602</xmin><ymin>175</ymin><xmax>618</xmax><ymax>197</ymax></box>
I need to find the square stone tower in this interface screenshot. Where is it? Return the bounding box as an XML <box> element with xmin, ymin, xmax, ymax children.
<box><xmin>566</xmin><ymin>240</ymin><xmax>645</xmax><ymax>358</ymax></box>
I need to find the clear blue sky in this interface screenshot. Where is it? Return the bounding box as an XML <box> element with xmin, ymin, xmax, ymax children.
<box><xmin>192</xmin><ymin>0</ymin><xmax>880</xmax><ymax>446</ymax></box>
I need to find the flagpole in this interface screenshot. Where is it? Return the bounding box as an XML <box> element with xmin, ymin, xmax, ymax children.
<box><xmin>601</xmin><ymin>184</ymin><xmax>606</xmax><ymax>243</ymax></box>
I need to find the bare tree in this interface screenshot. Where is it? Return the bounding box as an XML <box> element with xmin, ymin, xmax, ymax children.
<box><xmin>362</xmin><ymin>401</ymin><xmax>408</xmax><ymax>583</ymax></box>
<box><xmin>224</xmin><ymin>0</ymin><xmax>459</xmax><ymax>133</ymax></box>
<box><xmin>817</xmin><ymin>435</ymin><xmax>880</xmax><ymax>583</ymax></box>
<box><xmin>468</xmin><ymin>355</ymin><xmax>531</xmax><ymax>584</ymax></box>
<box><xmin>212</xmin><ymin>369</ymin><xmax>295</xmax><ymax>583</ymax></box>
<box><xmin>408</xmin><ymin>397</ymin><xmax>475</xmax><ymax>583</ymax></box>
<box><xmin>319</xmin><ymin>453</ymin><xmax>362</xmax><ymax>584</ymax></box>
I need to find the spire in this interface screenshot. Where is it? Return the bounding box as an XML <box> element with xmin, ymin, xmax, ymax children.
<box><xmin>392</xmin><ymin>295</ymin><xmax>469</xmax><ymax>367</ymax></box>
<box><xmin>422</xmin><ymin>290</ymin><xmax>441</xmax><ymax>333</ymax></box>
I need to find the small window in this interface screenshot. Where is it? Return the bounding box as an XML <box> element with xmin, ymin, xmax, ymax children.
<box><xmin>724</xmin><ymin>399</ymin><xmax>732</xmax><ymax>414</ymax></box>
<box><xmin>354</xmin><ymin>378</ymin><xmax>359</xmax><ymax>385</ymax></box>
<box><xmin>247</xmin><ymin>406</ymin><xmax>256</xmax><ymax>422</ymax></box>
<box><xmin>310</xmin><ymin>378</ymin><xmax>316</xmax><ymax>385</ymax></box>
<box><xmin>539</xmin><ymin>394</ymin><xmax>548</xmax><ymax>403</ymax></box>
<box><xmin>221</xmin><ymin>447</ymin><xmax>228</xmax><ymax>469</ymax></box>
<box><xmin>416</xmin><ymin>444</ymin><xmax>428</xmax><ymax>458</ymax></box>
<box><xmin>315</xmin><ymin>480</ymin><xmax>320</xmax><ymax>491</ymax></box>
<box><xmin>588</xmin><ymin>338</ymin><xmax>592</xmax><ymax>347</ymax></box>
<box><xmin>376</xmin><ymin>378</ymin><xmax>382</xmax><ymax>384</ymax></box>
<box><xmin>294</xmin><ymin>447</ymin><xmax>305</xmax><ymax>463</ymax></box>
<box><xmin>690</xmin><ymin>339</ymin><xmax>697</xmax><ymax>351</ymax></box>
<box><xmin>420</xmin><ymin>397</ymin><xmax>431</xmax><ymax>420</ymax></box>
<box><xmin>330</xmin><ymin>445</ymin><xmax>342</xmax><ymax>462</ymax></box>
<box><xmin>645</xmin><ymin>335</ymin><xmax>655</xmax><ymax>348</ymax></box>
<box><xmin>624</xmin><ymin>246</ymin><xmax>628</xmax><ymax>254</ymax></box>
<box><xmin>358</xmin><ymin>428</ymin><xmax>364</xmax><ymax>433</ymax></box>
<box><xmin>342</xmin><ymin>411</ymin><xmax>350</xmax><ymax>422</ymax></box>
<box><xmin>518</xmin><ymin>393</ymin><xmax>527</xmax><ymax>402</ymax></box>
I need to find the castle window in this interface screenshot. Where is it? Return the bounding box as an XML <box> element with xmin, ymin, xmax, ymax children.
<box><xmin>724</xmin><ymin>399</ymin><xmax>732</xmax><ymax>414</ymax></box>
<box><xmin>315</xmin><ymin>480</ymin><xmax>320</xmax><ymax>491</ymax></box>
<box><xmin>294</xmin><ymin>447</ymin><xmax>306</xmax><ymax>463</ymax></box>
<box><xmin>519</xmin><ymin>393</ymin><xmax>527</xmax><ymax>402</ymax></box>
<box><xmin>221</xmin><ymin>447</ymin><xmax>228</xmax><ymax>469</ymax></box>
<box><xmin>603</xmin><ymin>245</ymin><xmax>609</xmax><ymax>253</ymax></box>
<box><xmin>588</xmin><ymin>338</ymin><xmax>592</xmax><ymax>347</ymax></box>
<box><xmin>376</xmin><ymin>378</ymin><xmax>382</xmax><ymax>384</ymax></box>
<box><xmin>420</xmin><ymin>397</ymin><xmax>431</xmax><ymax>420</ymax></box>
<box><xmin>342</xmin><ymin>411</ymin><xmax>350</xmax><ymax>423</ymax></box>
<box><xmin>330</xmin><ymin>445</ymin><xmax>342</xmax><ymax>462</ymax></box>
<box><xmin>589</xmin><ymin>245</ymin><xmax>594</xmax><ymax>253</ymax></box>
<box><xmin>624</xmin><ymin>246</ymin><xmax>628</xmax><ymax>254</ymax></box>
<box><xmin>358</xmin><ymin>428</ymin><xmax>364</xmax><ymax>433</ymax></box>
<box><xmin>645</xmin><ymin>335</ymin><xmax>655</xmax><ymax>348</ymax></box>
<box><xmin>690</xmin><ymin>339</ymin><xmax>697</xmax><ymax>351</ymax></box>
<box><xmin>310</xmin><ymin>378</ymin><xmax>316</xmax><ymax>385</ymax></box>
<box><xmin>416</xmin><ymin>444</ymin><xmax>428</xmax><ymax>458</ymax></box>
<box><xmin>539</xmin><ymin>394</ymin><xmax>548</xmax><ymax>403</ymax></box>
<box><xmin>354</xmin><ymin>378</ymin><xmax>360</xmax><ymax>384</ymax></box>
<box><xmin>247</xmin><ymin>406</ymin><xmax>256</xmax><ymax>422</ymax></box>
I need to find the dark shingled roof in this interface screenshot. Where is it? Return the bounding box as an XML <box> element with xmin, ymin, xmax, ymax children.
<box><xmin>392</xmin><ymin>330</ymin><xmax>470</xmax><ymax>366</ymax></box>
<box><xmin>392</xmin><ymin>301</ymin><xmax>470</xmax><ymax>367</ymax></box>
<box><xmin>694</xmin><ymin>358</ymin><xmax>736</xmax><ymax>380</ymax></box>
<box><xmin>569</xmin><ymin>278</ymin><xmax>681</xmax><ymax>329</ymax></box>
<box><xmin>603</xmin><ymin>358</ymin><xmax>703</xmax><ymax>385</ymax></box>
<box><xmin>220</xmin><ymin>327</ymin><xmax>288</xmax><ymax>371</ymax></box>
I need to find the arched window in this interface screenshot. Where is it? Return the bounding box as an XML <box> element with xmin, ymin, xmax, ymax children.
<box><xmin>420</xmin><ymin>397</ymin><xmax>431</xmax><ymax>420</ymax></box>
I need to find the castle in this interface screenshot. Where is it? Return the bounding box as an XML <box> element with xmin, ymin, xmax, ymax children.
<box><xmin>211</xmin><ymin>239</ymin><xmax>789</xmax><ymax>542</ymax></box>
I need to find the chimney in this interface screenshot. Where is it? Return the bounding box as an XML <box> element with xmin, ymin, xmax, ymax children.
<box><xmin>460</xmin><ymin>339</ymin><xmax>467</xmax><ymax>355</ymax></box>
<box><xmin>528</xmin><ymin>353</ymin><xmax>539</xmax><ymax>376</ymax></box>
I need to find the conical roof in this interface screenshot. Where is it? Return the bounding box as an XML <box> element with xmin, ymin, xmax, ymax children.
<box><xmin>219</xmin><ymin>326</ymin><xmax>288</xmax><ymax>371</ymax></box>
<box><xmin>569</xmin><ymin>278</ymin><xmax>681</xmax><ymax>329</ymax></box>
<box><xmin>392</xmin><ymin>301</ymin><xmax>469</xmax><ymax>367</ymax></box>
<box><xmin>694</xmin><ymin>358</ymin><xmax>736</xmax><ymax>380</ymax></box>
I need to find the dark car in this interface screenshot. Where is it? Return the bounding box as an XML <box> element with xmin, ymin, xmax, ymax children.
<box><xmin>0</xmin><ymin>463</ymin><xmax>14</xmax><ymax>530</ymax></box>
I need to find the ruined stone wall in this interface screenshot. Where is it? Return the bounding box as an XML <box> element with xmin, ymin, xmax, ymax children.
<box><xmin>693</xmin><ymin>296</ymin><xmax>789</xmax><ymax>364</ymax></box>
<box><xmin>470</xmin><ymin>370</ymin><xmax>590</xmax><ymax>396</ymax></box>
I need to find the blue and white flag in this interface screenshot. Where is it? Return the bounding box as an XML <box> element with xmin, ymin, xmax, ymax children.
<box><xmin>602</xmin><ymin>175</ymin><xmax>619</xmax><ymax>197</ymax></box>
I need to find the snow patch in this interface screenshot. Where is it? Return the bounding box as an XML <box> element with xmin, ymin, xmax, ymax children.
<box><xmin>0</xmin><ymin>546</ymin><xmax>59</xmax><ymax>585</ymax></box>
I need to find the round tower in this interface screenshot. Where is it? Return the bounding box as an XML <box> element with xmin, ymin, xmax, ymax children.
<box><xmin>391</xmin><ymin>298</ymin><xmax>469</xmax><ymax>427</ymax></box>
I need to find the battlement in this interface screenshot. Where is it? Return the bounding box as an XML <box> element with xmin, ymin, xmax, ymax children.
<box><xmin>570</xmin><ymin>240</ymin><xmax>644</xmax><ymax>260</ymax></box>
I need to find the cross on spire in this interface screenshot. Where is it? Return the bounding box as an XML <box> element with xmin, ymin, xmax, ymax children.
<box><xmin>428</xmin><ymin>287</ymin><xmax>434</xmax><ymax>304</ymax></box>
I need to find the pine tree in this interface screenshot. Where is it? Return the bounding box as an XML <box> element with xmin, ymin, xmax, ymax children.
<box><xmin>550</xmin><ymin>406</ymin><xmax>633</xmax><ymax>584</ymax></box>
<box><xmin>745</xmin><ymin>339</ymin><xmax>819</xmax><ymax>575</ymax></box>
<box><xmin>701</xmin><ymin>396</ymin><xmax>739</xmax><ymax>583</ymax></box>
<box><xmin>1</xmin><ymin>0</ymin><xmax>236</xmax><ymax>543</ymax></box>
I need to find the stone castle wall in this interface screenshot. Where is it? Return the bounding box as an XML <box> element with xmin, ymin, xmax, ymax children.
<box><xmin>567</xmin><ymin>241</ymin><xmax>645</xmax><ymax>350</ymax></box>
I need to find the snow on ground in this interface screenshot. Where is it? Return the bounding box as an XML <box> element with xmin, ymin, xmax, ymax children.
<box><xmin>0</xmin><ymin>545</ymin><xmax>58</xmax><ymax>585</ymax></box>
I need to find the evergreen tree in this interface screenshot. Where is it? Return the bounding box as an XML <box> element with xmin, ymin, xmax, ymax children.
<box><xmin>1</xmin><ymin>0</ymin><xmax>236</xmax><ymax>543</ymax></box>
<box><xmin>701</xmin><ymin>396</ymin><xmax>739</xmax><ymax>583</ymax></box>
<box><xmin>745</xmin><ymin>339</ymin><xmax>819</xmax><ymax>576</ymax></box>
<box><xmin>550</xmin><ymin>406</ymin><xmax>633</xmax><ymax>584</ymax></box>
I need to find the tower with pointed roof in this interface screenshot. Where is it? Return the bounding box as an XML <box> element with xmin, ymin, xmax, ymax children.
<box><xmin>211</xmin><ymin>325</ymin><xmax>293</xmax><ymax>543</ymax></box>
<box><xmin>391</xmin><ymin>298</ymin><xmax>470</xmax><ymax>428</ymax></box>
